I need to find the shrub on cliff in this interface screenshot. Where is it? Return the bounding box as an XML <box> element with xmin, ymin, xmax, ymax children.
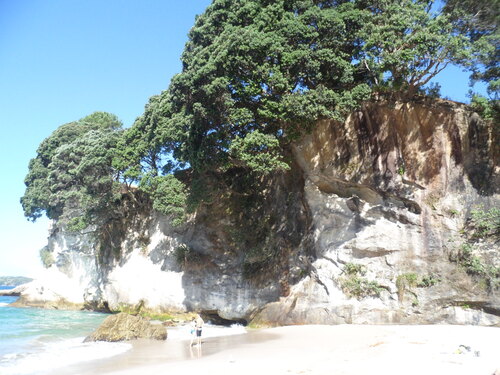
<box><xmin>139</xmin><ymin>174</ymin><xmax>188</xmax><ymax>226</ymax></box>
<box><xmin>450</xmin><ymin>206</ymin><xmax>500</xmax><ymax>292</ymax></box>
<box><xmin>339</xmin><ymin>262</ymin><xmax>383</xmax><ymax>299</ymax></box>
<box><xmin>39</xmin><ymin>247</ymin><xmax>55</xmax><ymax>268</ymax></box>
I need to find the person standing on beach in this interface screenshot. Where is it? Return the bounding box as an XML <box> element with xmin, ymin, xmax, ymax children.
<box><xmin>189</xmin><ymin>318</ymin><xmax>197</xmax><ymax>347</ymax></box>
<box><xmin>195</xmin><ymin>314</ymin><xmax>204</xmax><ymax>346</ymax></box>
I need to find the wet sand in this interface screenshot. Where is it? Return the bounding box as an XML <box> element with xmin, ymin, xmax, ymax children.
<box><xmin>52</xmin><ymin>324</ymin><xmax>499</xmax><ymax>375</ymax></box>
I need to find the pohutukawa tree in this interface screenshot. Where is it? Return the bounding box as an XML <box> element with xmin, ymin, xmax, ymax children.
<box><xmin>122</xmin><ymin>0</ymin><xmax>494</xmax><ymax>202</ymax></box>
<box><xmin>21</xmin><ymin>112</ymin><xmax>124</xmax><ymax>227</ymax></box>
<box><xmin>22</xmin><ymin>1</ymin><xmax>498</xmax><ymax>226</ymax></box>
<box><xmin>168</xmin><ymin>0</ymin><xmax>372</xmax><ymax>174</ymax></box>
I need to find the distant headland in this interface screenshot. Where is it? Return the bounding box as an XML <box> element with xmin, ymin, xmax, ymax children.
<box><xmin>0</xmin><ymin>276</ymin><xmax>33</xmax><ymax>287</ymax></box>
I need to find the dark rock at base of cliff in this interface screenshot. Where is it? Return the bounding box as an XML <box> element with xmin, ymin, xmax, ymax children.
<box><xmin>84</xmin><ymin>312</ymin><xmax>168</xmax><ymax>342</ymax></box>
<box><xmin>0</xmin><ymin>290</ymin><xmax>21</xmax><ymax>296</ymax></box>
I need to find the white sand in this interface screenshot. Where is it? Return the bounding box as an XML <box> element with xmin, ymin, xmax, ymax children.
<box><xmin>54</xmin><ymin>324</ymin><xmax>500</xmax><ymax>375</ymax></box>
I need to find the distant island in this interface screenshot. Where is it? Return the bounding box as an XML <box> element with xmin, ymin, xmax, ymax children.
<box><xmin>0</xmin><ymin>276</ymin><xmax>33</xmax><ymax>287</ymax></box>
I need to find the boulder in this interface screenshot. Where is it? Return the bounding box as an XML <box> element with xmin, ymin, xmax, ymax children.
<box><xmin>0</xmin><ymin>283</ymin><xmax>29</xmax><ymax>296</ymax></box>
<box><xmin>84</xmin><ymin>312</ymin><xmax>167</xmax><ymax>342</ymax></box>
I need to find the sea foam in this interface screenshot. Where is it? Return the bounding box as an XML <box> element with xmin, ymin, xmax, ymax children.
<box><xmin>167</xmin><ymin>323</ymin><xmax>247</xmax><ymax>341</ymax></box>
<box><xmin>0</xmin><ymin>337</ymin><xmax>131</xmax><ymax>375</ymax></box>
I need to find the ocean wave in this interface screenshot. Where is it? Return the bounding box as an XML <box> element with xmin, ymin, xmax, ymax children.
<box><xmin>0</xmin><ymin>303</ymin><xmax>9</xmax><ymax>307</ymax></box>
<box><xmin>0</xmin><ymin>337</ymin><xmax>131</xmax><ymax>375</ymax></box>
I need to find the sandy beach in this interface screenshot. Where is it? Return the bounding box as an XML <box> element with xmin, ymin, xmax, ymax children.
<box><xmin>49</xmin><ymin>324</ymin><xmax>499</xmax><ymax>375</ymax></box>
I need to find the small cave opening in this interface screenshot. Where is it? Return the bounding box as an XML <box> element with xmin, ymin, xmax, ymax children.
<box><xmin>84</xmin><ymin>300</ymin><xmax>112</xmax><ymax>313</ymax></box>
<box><xmin>200</xmin><ymin>310</ymin><xmax>247</xmax><ymax>326</ymax></box>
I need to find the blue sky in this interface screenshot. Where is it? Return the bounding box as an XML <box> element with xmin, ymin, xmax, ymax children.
<box><xmin>0</xmin><ymin>0</ymin><xmax>488</xmax><ymax>278</ymax></box>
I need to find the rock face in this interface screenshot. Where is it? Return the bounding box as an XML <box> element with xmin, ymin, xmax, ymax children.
<box><xmin>253</xmin><ymin>100</ymin><xmax>499</xmax><ymax>326</ymax></box>
<box><xmin>84</xmin><ymin>313</ymin><xmax>167</xmax><ymax>342</ymax></box>
<box><xmin>17</xmin><ymin>99</ymin><xmax>499</xmax><ymax>326</ymax></box>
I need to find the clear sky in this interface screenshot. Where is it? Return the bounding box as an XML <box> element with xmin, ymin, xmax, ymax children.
<box><xmin>0</xmin><ymin>0</ymin><xmax>488</xmax><ymax>278</ymax></box>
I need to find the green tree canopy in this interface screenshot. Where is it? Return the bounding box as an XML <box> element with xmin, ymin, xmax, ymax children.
<box><xmin>359</xmin><ymin>0</ymin><xmax>480</xmax><ymax>96</ymax></box>
<box><xmin>120</xmin><ymin>0</ymin><xmax>495</xmax><ymax>190</ymax></box>
<box><xmin>21</xmin><ymin>112</ymin><xmax>123</xmax><ymax>222</ymax></box>
<box><xmin>167</xmin><ymin>0</ymin><xmax>371</xmax><ymax>173</ymax></box>
<box><xmin>442</xmin><ymin>0</ymin><xmax>499</xmax><ymax>99</ymax></box>
<box><xmin>23</xmin><ymin>1</ymin><xmax>498</xmax><ymax>222</ymax></box>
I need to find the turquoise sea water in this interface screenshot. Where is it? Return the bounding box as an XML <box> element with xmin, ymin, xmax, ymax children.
<box><xmin>0</xmin><ymin>286</ymin><xmax>248</xmax><ymax>374</ymax></box>
<box><xmin>0</xmin><ymin>286</ymin><xmax>131</xmax><ymax>375</ymax></box>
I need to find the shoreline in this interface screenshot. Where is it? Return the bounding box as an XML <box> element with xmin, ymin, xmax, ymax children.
<box><xmin>50</xmin><ymin>324</ymin><xmax>500</xmax><ymax>375</ymax></box>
